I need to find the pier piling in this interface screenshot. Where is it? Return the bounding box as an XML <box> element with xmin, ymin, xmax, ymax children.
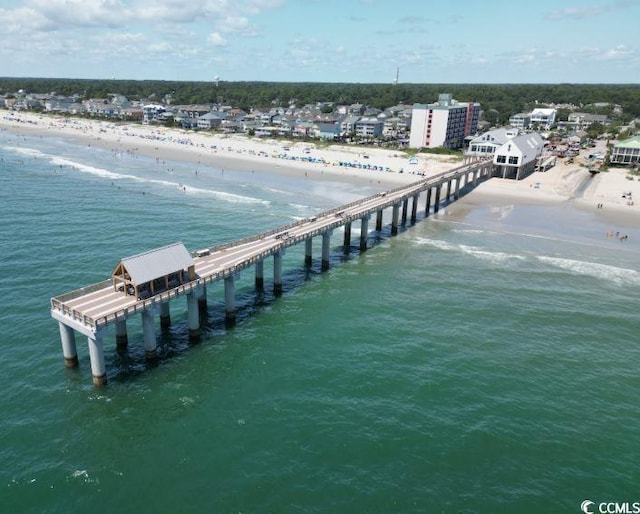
<box><xmin>187</xmin><ymin>292</ymin><xmax>200</xmax><ymax>338</ymax></box>
<box><xmin>304</xmin><ymin>238</ymin><xmax>313</xmax><ymax>268</ymax></box>
<box><xmin>391</xmin><ymin>203</ymin><xmax>400</xmax><ymax>235</ymax></box>
<box><xmin>360</xmin><ymin>215</ymin><xmax>370</xmax><ymax>251</ymax></box>
<box><xmin>343</xmin><ymin>222</ymin><xmax>352</xmax><ymax>250</ymax></box>
<box><xmin>88</xmin><ymin>334</ymin><xmax>106</xmax><ymax>386</ymax></box>
<box><xmin>224</xmin><ymin>275</ymin><xmax>236</xmax><ymax>326</ymax></box>
<box><xmin>321</xmin><ymin>232</ymin><xmax>331</xmax><ymax>271</ymax></box>
<box><xmin>141</xmin><ymin>310</ymin><xmax>157</xmax><ymax>359</ymax></box>
<box><xmin>255</xmin><ymin>259</ymin><xmax>264</xmax><ymax>291</ymax></box>
<box><xmin>274</xmin><ymin>251</ymin><xmax>283</xmax><ymax>295</ymax></box>
<box><xmin>115</xmin><ymin>318</ymin><xmax>128</xmax><ymax>350</ymax></box>
<box><xmin>160</xmin><ymin>301</ymin><xmax>171</xmax><ymax>329</ymax></box>
<box><xmin>59</xmin><ymin>322</ymin><xmax>78</xmax><ymax>368</ymax></box>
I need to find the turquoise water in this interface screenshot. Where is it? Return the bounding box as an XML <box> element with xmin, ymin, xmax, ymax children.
<box><xmin>1</xmin><ymin>128</ymin><xmax>639</xmax><ymax>513</ymax></box>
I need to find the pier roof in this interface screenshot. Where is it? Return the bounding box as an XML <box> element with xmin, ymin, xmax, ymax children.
<box><xmin>114</xmin><ymin>242</ymin><xmax>193</xmax><ymax>285</ymax></box>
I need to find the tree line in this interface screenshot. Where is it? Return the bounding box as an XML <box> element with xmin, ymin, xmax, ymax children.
<box><xmin>1</xmin><ymin>77</ymin><xmax>639</xmax><ymax>124</ymax></box>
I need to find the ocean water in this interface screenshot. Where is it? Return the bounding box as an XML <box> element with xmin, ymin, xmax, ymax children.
<box><xmin>1</xmin><ymin>128</ymin><xmax>639</xmax><ymax>514</ymax></box>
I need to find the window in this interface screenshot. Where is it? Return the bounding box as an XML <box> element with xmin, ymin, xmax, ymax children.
<box><xmin>496</xmin><ymin>155</ymin><xmax>506</xmax><ymax>163</ymax></box>
<box><xmin>508</xmin><ymin>156</ymin><xmax>519</xmax><ymax>165</ymax></box>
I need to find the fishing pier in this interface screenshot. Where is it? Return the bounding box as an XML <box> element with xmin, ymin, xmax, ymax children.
<box><xmin>51</xmin><ymin>159</ymin><xmax>493</xmax><ymax>385</ymax></box>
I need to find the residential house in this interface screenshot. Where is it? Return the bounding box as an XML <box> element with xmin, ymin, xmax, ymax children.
<box><xmin>196</xmin><ymin>112</ymin><xmax>225</xmax><ymax>130</ymax></box>
<box><xmin>493</xmin><ymin>132</ymin><xmax>545</xmax><ymax>180</ymax></box>
<box><xmin>382</xmin><ymin>117</ymin><xmax>410</xmax><ymax>138</ymax></box>
<box><xmin>565</xmin><ymin>113</ymin><xmax>609</xmax><ymax>131</ymax></box>
<box><xmin>313</xmin><ymin>122</ymin><xmax>340</xmax><ymax>141</ymax></box>
<box><xmin>509</xmin><ymin>113</ymin><xmax>531</xmax><ymax>130</ymax></box>
<box><xmin>610</xmin><ymin>135</ymin><xmax>640</xmax><ymax>166</ymax></box>
<box><xmin>340</xmin><ymin>115</ymin><xmax>361</xmax><ymax>137</ymax></box>
<box><xmin>293</xmin><ymin>121</ymin><xmax>314</xmax><ymax>138</ymax></box>
<box><xmin>466</xmin><ymin>126</ymin><xmax>519</xmax><ymax>158</ymax></box>
<box><xmin>119</xmin><ymin>107</ymin><xmax>143</xmax><ymax>121</ymax></box>
<box><xmin>142</xmin><ymin>104</ymin><xmax>166</xmax><ymax>124</ymax></box>
<box><xmin>355</xmin><ymin>118</ymin><xmax>383</xmax><ymax>139</ymax></box>
<box><xmin>530</xmin><ymin>108</ymin><xmax>557</xmax><ymax>129</ymax></box>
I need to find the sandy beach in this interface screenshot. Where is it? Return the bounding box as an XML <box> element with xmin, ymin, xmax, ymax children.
<box><xmin>0</xmin><ymin>111</ymin><xmax>460</xmax><ymax>190</ymax></box>
<box><xmin>1</xmin><ymin>110</ymin><xmax>639</xmax><ymax>220</ymax></box>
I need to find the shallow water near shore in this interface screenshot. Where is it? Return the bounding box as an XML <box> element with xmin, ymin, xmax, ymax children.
<box><xmin>1</xmin><ymin>130</ymin><xmax>639</xmax><ymax>513</ymax></box>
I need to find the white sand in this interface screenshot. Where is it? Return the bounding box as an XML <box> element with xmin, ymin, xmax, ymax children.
<box><xmin>0</xmin><ymin>111</ymin><xmax>460</xmax><ymax>188</ymax></box>
<box><xmin>2</xmin><ymin>111</ymin><xmax>638</xmax><ymax>219</ymax></box>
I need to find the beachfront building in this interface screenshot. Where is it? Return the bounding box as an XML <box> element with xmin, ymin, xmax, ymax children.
<box><xmin>509</xmin><ymin>113</ymin><xmax>531</xmax><ymax>130</ymax></box>
<box><xmin>530</xmin><ymin>108</ymin><xmax>557</xmax><ymax>129</ymax></box>
<box><xmin>610</xmin><ymin>135</ymin><xmax>640</xmax><ymax>166</ymax></box>
<box><xmin>409</xmin><ymin>94</ymin><xmax>480</xmax><ymax>149</ymax></box>
<box><xmin>566</xmin><ymin>113</ymin><xmax>609</xmax><ymax>131</ymax></box>
<box><xmin>355</xmin><ymin>118</ymin><xmax>383</xmax><ymax>139</ymax></box>
<box><xmin>313</xmin><ymin>122</ymin><xmax>341</xmax><ymax>140</ymax></box>
<box><xmin>196</xmin><ymin>112</ymin><xmax>225</xmax><ymax>130</ymax></box>
<box><xmin>509</xmin><ymin>108</ymin><xmax>557</xmax><ymax>131</ymax></box>
<box><xmin>493</xmin><ymin>132</ymin><xmax>545</xmax><ymax>180</ymax></box>
<box><xmin>340</xmin><ymin>115</ymin><xmax>361</xmax><ymax>136</ymax></box>
<box><xmin>142</xmin><ymin>104</ymin><xmax>166</xmax><ymax>124</ymax></box>
<box><xmin>382</xmin><ymin>117</ymin><xmax>410</xmax><ymax>138</ymax></box>
<box><xmin>466</xmin><ymin>126</ymin><xmax>519</xmax><ymax>158</ymax></box>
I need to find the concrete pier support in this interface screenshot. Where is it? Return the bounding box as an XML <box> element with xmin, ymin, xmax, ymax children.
<box><xmin>87</xmin><ymin>334</ymin><xmax>106</xmax><ymax>386</ymax></box>
<box><xmin>410</xmin><ymin>194</ymin><xmax>419</xmax><ymax>224</ymax></box>
<box><xmin>434</xmin><ymin>185</ymin><xmax>442</xmax><ymax>213</ymax></box>
<box><xmin>304</xmin><ymin>238</ymin><xmax>313</xmax><ymax>268</ymax></box>
<box><xmin>115</xmin><ymin>318</ymin><xmax>128</xmax><ymax>350</ymax></box>
<box><xmin>391</xmin><ymin>203</ymin><xmax>400</xmax><ymax>235</ymax></box>
<box><xmin>446</xmin><ymin>180</ymin><xmax>452</xmax><ymax>203</ymax></box>
<box><xmin>141</xmin><ymin>309</ymin><xmax>157</xmax><ymax>359</ymax></box>
<box><xmin>375</xmin><ymin>210</ymin><xmax>383</xmax><ymax>232</ymax></box>
<box><xmin>425</xmin><ymin>187</ymin><xmax>432</xmax><ymax>217</ymax></box>
<box><xmin>401</xmin><ymin>198</ymin><xmax>409</xmax><ymax>225</ymax></box>
<box><xmin>160</xmin><ymin>301</ymin><xmax>171</xmax><ymax>330</ymax></box>
<box><xmin>321</xmin><ymin>232</ymin><xmax>331</xmax><ymax>271</ymax></box>
<box><xmin>255</xmin><ymin>258</ymin><xmax>264</xmax><ymax>291</ymax></box>
<box><xmin>454</xmin><ymin>177</ymin><xmax>461</xmax><ymax>200</ymax></box>
<box><xmin>274</xmin><ymin>252</ymin><xmax>283</xmax><ymax>295</ymax></box>
<box><xmin>186</xmin><ymin>291</ymin><xmax>200</xmax><ymax>338</ymax></box>
<box><xmin>359</xmin><ymin>215</ymin><xmax>370</xmax><ymax>251</ymax></box>
<box><xmin>197</xmin><ymin>284</ymin><xmax>208</xmax><ymax>313</ymax></box>
<box><xmin>59</xmin><ymin>322</ymin><xmax>78</xmax><ymax>368</ymax></box>
<box><xmin>224</xmin><ymin>275</ymin><xmax>236</xmax><ymax>326</ymax></box>
<box><xmin>343</xmin><ymin>222</ymin><xmax>352</xmax><ymax>250</ymax></box>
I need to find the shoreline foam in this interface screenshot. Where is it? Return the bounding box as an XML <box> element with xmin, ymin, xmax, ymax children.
<box><xmin>1</xmin><ymin>110</ymin><xmax>638</xmax><ymax>221</ymax></box>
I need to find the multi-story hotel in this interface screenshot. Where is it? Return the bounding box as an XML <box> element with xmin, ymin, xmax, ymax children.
<box><xmin>409</xmin><ymin>93</ymin><xmax>480</xmax><ymax>149</ymax></box>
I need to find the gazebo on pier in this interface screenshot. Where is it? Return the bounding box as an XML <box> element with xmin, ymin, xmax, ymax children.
<box><xmin>112</xmin><ymin>242</ymin><xmax>196</xmax><ymax>300</ymax></box>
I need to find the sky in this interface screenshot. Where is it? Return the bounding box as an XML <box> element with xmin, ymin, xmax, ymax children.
<box><xmin>1</xmin><ymin>0</ymin><xmax>639</xmax><ymax>84</ymax></box>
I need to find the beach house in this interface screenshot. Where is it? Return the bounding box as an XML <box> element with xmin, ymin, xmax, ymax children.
<box><xmin>610</xmin><ymin>135</ymin><xmax>640</xmax><ymax>166</ymax></box>
<box><xmin>493</xmin><ymin>133</ymin><xmax>545</xmax><ymax>180</ymax></box>
<box><xmin>466</xmin><ymin>126</ymin><xmax>519</xmax><ymax>158</ymax></box>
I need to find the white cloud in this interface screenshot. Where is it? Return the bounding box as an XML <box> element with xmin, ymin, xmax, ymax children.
<box><xmin>601</xmin><ymin>44</ymin><xmax>634</xmax><ymax>60</ymax></box>
<box><xmin>545</xmin><ymin>0</ymin><xmax>637</xmax><ymax>20</ymax></box>
<box><xmin>207</xmin><ymin>32</ymin><xmax>228</xmax><ymax>46</ymax></box>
